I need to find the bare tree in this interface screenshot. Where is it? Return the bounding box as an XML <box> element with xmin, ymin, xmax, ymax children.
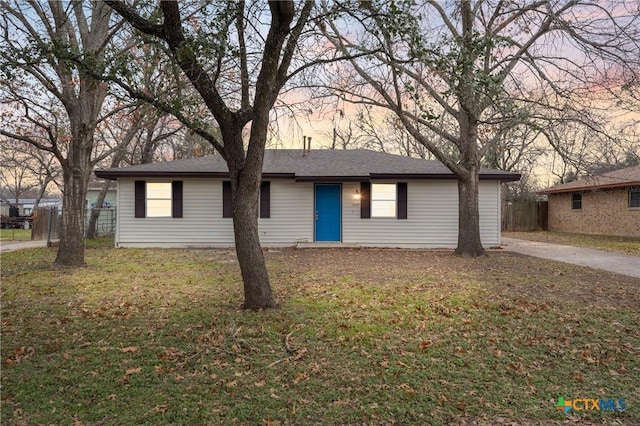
<box><xmin>171</xmin><ymin>130</ymin><xmax>218</xmax><ymax>161</ymax></box>
<box><xmin>321</xmin><ymin>0</ymin><xmax>640</xmax><ymax>256</ymax></box>
<box><xmin>103</xmin><ymin>0</ymin><xmax>316</xmax><ymax>309</ymax></box>
<box><xmin>0</xmin><ymin>139</ymin><xmax>60</xmax><ymax>208</ymax></box>
<box><xmin>0</xmin><ymin>1</ymin><xmax>121</xmax><ymax>266</ymax></box>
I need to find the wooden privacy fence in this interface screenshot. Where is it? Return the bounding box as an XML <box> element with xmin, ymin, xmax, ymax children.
<box><xmin>502</xmin><ymin>200</ymin><xmax>548</xmax><ymax>231</ymax></box>
<box><xmin>31</xmin><ymin>207</ymin><xmax>61</xmax><ymax>243</ymax></box>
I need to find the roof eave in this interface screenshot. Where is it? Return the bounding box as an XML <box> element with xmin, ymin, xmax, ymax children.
<box><xmin>95</xmin><ymin>170</ymin><xmax>521</xmax><ymax>183</ymax></box>
<box><xmin>541</xmin><ymin>180</ymin><xmax>640</xmax><ymax>194</ymax></box>
<box><xmin>481</xmin><ymin>173</ymin><xmax>521</xmax><ymax>182</ymax></box>
<box><xmin>94</xmin><ymin>171</ymin><xmax>296</xmax><ymax>180</ymax></box>
<box><xmin>371</xmin><ymin>172</ymin><xmax>520</xmax><ymax>182</ymax></box>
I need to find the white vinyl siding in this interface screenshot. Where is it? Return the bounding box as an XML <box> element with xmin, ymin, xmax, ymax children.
<box><xmin>342</xmin><ymin>180</ymin><xmax>500</xmax><ymax>248</ymax></box>
<box><xmin>116</xmin><ymin>179</ymin><xmax>313</xmax><ymax>248</ymax></box>
<box><xmin>257</xmin><ymin>181</ymin><xmax>314</xmax><ymax>245</ymax></box>
<box><xmin>115</xmin><ymin>178</ymin><xmax>501</xmax><ymax>249</ymax></box>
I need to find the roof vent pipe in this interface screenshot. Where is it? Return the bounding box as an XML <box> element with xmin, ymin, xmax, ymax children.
<box><xmin>302</xmin><ymin>135</ymin><xmax>307</xmax><ymax>156</ymax></box>
<box><xmin>307</xmin><ymin>136</ymin><xmax>312</xmax><ymax>153</ymax></box>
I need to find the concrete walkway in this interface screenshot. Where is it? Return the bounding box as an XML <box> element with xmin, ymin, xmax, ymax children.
<box><xmin>501</xmin><ymin>237</ymin><xmax>640</xmax><ymax>279</ymax></box>
<box><xmin>0</xmin><ymin>240</ymin><xmax>49</xmax><ymax>253</ymax></box>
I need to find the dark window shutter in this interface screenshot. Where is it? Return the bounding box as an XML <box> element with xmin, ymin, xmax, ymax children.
<box><xmin>222</xmin><ymin>181</ymin><xmax>232</xmax><ymax>218</ymax></box>
<box><xmin>172</xmin><ymin>181</ymin><xmax>183</xmax><ymax>218</ymax></box>
<box><xmin>397</xmin><ymin>182</ymin><xmax>407</xmax><ymax>219</ymax></box>
<box><xmin>360</xmin><ymin>182</ymin><xmax>371</xmax><ymax>219</ymax></box>
<box><xmin>134</xmin><ymin>181</ymin><xmax>146</xmax><ymax>218</ymax></box>
<box><xmin>260</xmin><ymin>181</ymin><xmax>271</xmax><ymax>218</ymax></box>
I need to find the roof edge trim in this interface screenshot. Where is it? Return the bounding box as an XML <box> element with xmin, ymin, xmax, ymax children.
<box><xmin>541</xmin><ymin>181</ymin><xmax>640</xmax><ymax>194</ymax></box>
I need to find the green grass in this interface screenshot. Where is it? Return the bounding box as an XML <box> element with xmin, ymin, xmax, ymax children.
<box><xmin>0</xmin><ymin>229</ymin><xmax>32</xmax><ymax>241</ymax></box>
<box><xmin>504</xmin><ymin>231</ymin><xmax>640</xmax><ymax>256</ymax></box>
<box><xmin>1</xmin><ymin>247</ymin><xmax>639</xmax><ymax>425</ymax></box>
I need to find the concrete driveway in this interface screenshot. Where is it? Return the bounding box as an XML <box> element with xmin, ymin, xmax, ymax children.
<box><xmin>0</xmin><ymin>240</ymin><xmax>49</xmax><ymax>253</ymax></box>
<box><xmin>501</xmin><ymin>237</ymin><xmax>640</xmax><ymax>279</ymax></box>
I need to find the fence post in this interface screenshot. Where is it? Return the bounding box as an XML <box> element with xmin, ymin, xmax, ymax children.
<box><xmin>46</xmin><ymin>207</ymin><xmax>54</xmax><ymax>246</ymax></box>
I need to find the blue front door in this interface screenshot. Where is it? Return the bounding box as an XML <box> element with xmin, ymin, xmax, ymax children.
<box><xmin>315</xmin><ymin>184</ymin><xmax>341</xmax><ymax>242</ymax></box>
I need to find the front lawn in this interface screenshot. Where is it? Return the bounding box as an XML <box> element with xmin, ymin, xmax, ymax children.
<box><xmin>1</xmin><ymin>247</ymin><xmax>638</xmax><ymax>425</ymax></box>
<box><xmin>504</xmin><ymin>231</ymin><xmax>640</xmax><ymax>256</ymax></box>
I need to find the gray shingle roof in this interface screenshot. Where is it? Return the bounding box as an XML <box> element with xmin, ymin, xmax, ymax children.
<box><xmin>95</xmin><ymin>149</ymin><xmax>520</xmax><ymax>181</ymax></box>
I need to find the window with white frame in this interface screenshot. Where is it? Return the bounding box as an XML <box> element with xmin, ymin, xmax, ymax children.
<box><xmin>146</xmin><ymin>182</ymin><xmax>172</xmax><ymax>217</ymax></box>
<box><xmin>371</xmin><ymin>183</ymin><xmax>396</xmax><ymax>217</ymax></box>
<box><xmin>630</xmin><ymin>187</ymin><xmax>640</xmax><ymax>208</ymax></box>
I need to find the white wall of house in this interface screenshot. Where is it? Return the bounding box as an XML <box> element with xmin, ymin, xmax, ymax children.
<box><xmin>116</xmin><ymin>178</ymin><xmax>314</xmax><ymax>248</ymax></box>
<box><xmin>115</xmin><ymin>178</ymin><xmax>501</xmax><ymax>248</ymax></box>
<box><xmin>342</xmin><ymin>180</ymin><xmax>500</xmax><ymax>248</ymax></box>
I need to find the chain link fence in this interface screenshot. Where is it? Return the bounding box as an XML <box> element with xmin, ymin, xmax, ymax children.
<box><xmin>86</xmin><ymin>208</ymin><xmax>117</xmax><ymax>238</ymax></box>
<box><xmin>4</xmin><ymin>207</ymin><xmax>117</xmax><ymax>244</ymax></box>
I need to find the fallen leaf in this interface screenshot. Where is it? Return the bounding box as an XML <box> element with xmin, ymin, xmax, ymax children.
<box><xmin>419</xmin><ymin>340</ymin><xmax>432</xmax><ymax>349</ymax></box>
<box><xmin>121</xmin><ymin>346</ymin><xmax>139</xmax><ymax>353</ymax></box>
<box><xmin>293</xmin><ymin>371</ymin><xmax>307</xmax><ymax>384</ymax></box>
<box><xmin>125</xmin><ymin>367</ymin><xmax>141</xmax><ymax>375</ymax></box>
<box><xmin>144</xmin><ymin>404</ymin><xmax>168</xmax><ymax>417</ymax></box>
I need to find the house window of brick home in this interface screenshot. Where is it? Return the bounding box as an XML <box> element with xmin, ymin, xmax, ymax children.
<box><xmin>571</xmin><ymin>192</ymin><xmax>582</xmax><ymax>210</ymax></box>
<box><xmin>630</xmin><ymin>187</ymin><xmax>640</xmax><ymax>209</ymax></box>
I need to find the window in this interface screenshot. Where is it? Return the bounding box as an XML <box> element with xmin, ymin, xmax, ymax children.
<box><xmin>371</xmin><ymin>184</ymin><xmax>397</xmax><ymax>217</ymax></box>
<box><xmin>630</xmin><ymin>187</ymin><xmax>640</xmax><ymax>208</ymax></box>
<box><xmin>571</xmin><ymin>192</ymin><xmax>582</xmax><ymax>210</ymax></box>
<box><xmin>134</xmin><ymin>181</ymin><xmax>182</xmax><ymax>218</ymax></box>
<box><xmin>146</xmin><ymin>183</ymin><xmax>172</xmax><ymax>217</ymax></box>
<box><xmin>360</xmin><ymin>182</ymin><xmax>407</xmax><ymax>219</ymax></box>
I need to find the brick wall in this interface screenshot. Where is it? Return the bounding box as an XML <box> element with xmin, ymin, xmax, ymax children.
<box><xmin>548</xmin><ymin>188</ymin><xmax>640</xmax><ymax>237</ymax></box>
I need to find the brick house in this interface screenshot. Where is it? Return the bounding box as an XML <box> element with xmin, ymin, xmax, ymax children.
<box><xmin>541</xmin><ymin>165</ymin><xmax>640</xmax><ymax>237</ymax></box>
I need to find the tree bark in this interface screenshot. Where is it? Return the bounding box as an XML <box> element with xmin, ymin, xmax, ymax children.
<box><xmin>228</xmin><ymin>161</ymin><xmax>276</xmax><ymax>310</ymax></box>
<box><xmin>455</xmin><ymin>107</ymin><xmax>486</xmax><ymax>257</ymax></box>
<box><xmin>455</xmin><ymin>170</ymin><xmax>485</xmax><ymax>257</ymax></box>
<box><xmin>54</xmin><ymin>166</ymin><xmax>90</xmax><ymax>267</ymax></box>
<box><xmin>54</xmin><ymin>84</ymin><xmax>105</xmax><ymax>266</ymax></box>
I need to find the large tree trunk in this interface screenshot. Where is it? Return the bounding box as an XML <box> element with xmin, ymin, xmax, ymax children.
<box><xmin>229</xmin><ymin>164</ymin><xmax>276</xmax><ymax>310</ymax></box>
<box><xmin>455</xmin><ymin>106</ymin><xmax>485</xmax><ymax>256</ymax></box>
<box><xmin>54</xmin><ymin>112</ymin><xmax>98</xmax><ymax>266</ymax></box>
<box><xmin>455</xmin><ymin>169</ymin><xmax>485</xmax><ymax>257</ymax></box>
<box><xmin>55</xmin><ymin>166</ymin><xmax>90</xmax><ymax>267</ymax></box>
